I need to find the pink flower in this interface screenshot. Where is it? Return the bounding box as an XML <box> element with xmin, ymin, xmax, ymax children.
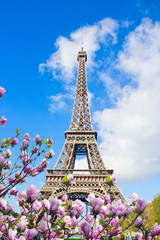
<box><xmin>129</xmin><ymin>193</ymin><xmax>138</xmax><ymax>203</ymax></box>
<box><xmin>32</xmin><ymin>146</ymin><xmax>39</xmax><ymax>154</ymax></box>
<box><xmin>64</xmin><ymin>216</ymin><xmax>77</xmax><ymax>227</ymax></box>
<box><xmin>71</xmin><ymin>199</ymin><xmax>84</xmax><ymax>218</ymax></box>
<box><xmin>10</xmin><ymin>137</ymin><xmax>18</xmax><ymax>147</ymax></box>
<box><xmin>18</xmin><ymin>190</ymin><xmax>27</xmax><ymax>205</ymax></box>
<box><xmin>61</xmin><ymin>194</ymin><xmax>68</xmax><ymax>201</ymax></box>
<box><xmin>90</xmin><ymin>197</ymin><xmax>104</xmax><ymax>214</ymax></box>
<box><xmin>50</xmin><ymin>198</ymin><xmax>62</xmax><ymax>213</ymax></box>
<box><xmin>0</xmin><ymin>87</ymin><xmax>6</xmax><ymax>98</ymax></box>
<box><xmin>50</xmin><ymin>232</ymin><xmax>56</xmax><ymax>238</ymax></box>
<box><xmin>0</xmin><ymin>199</ymin><xmax>7</xmax><ymax>210</ymax></box>
<box><xmin>67</xmin><ymin>174</ymin><xmax>75</xmax><ymax>185</ymax></box>
<box><xmin>24</xmin><ymin>133</ymin><xmax>30</xmax><ymax>141</ymax></box>
<box><xmin>7</xmin><ymin>204</ymin><xmax>14</xmax><ymax>212</ymax></box>
<box><xmin>106</xmin><ymin>199</ymin><xmax>127</xmax><ymax>217</ymax></box>
<box><xmin>135</xmin><ymin>216</ymin><xmax>143</xmax><ymax>227</ymax></box>
<box><xmin>104</xmin><ymin>194</ymin><xmax>111</xmax><ymax>204</ymax></box>
<box><xmin>10</xmin><ymin>187</ymin><xmax>18</xmax><ymax>196</ymax></box>
<box><xmin>151</xmin><ymin>223</ymin><xmax>160</xmax><ymax>237</ymax></box>
<box><xmin>38</xmin><ymin>220</ymin><xmax>51</xmax><ymax>231</ymax></box>
<box><xmin>100</xmin><ymin>205</ymin><xmax>108</xmax><ymax>219</ymax></box>
<box><xmin>26</xmin><ymin>229</ymin><xmax>38</xmax><ymax>240</ymax></box>
<box><xmin>135</xmin><ymin>232</ymin><xmax>143</xmax><ymax>240</ymax></box>
<box><xmin>26</xmin><ymin>184</ymin><xmax>38</xmax><ymax>202</ymax></box>
<box><xmin>57</xmin><ymin>206</ymin><xmax>65</xmax><ymax>217</ymax></box>
<box><xmin>42</xmin><ymin>199</ymin><xmax>51</xmax><ymax>210</ymax></box>
<box><xmin>33</xmin><ymin>200</ymin><xmax>42</xmax><ymax>212</ymax></box>
<box><xmin>22</xmin><ymin>139</ymin><xmax>29</xmax><ymax>150</ymax></box>
<box><xmin>45</xmin><ymin>149</ymin><xmax>55</xmax><ymax>159</ymax></box>
<box><xmin>87</xmin><ymin>193</ymin><xmax>95</xmax><ymax>203</ymax></box>
<box><xmin>0</xmin><ymin>156</ymin><xmax>5</xmax><ymax>163</ymax></box>
<box><xmin>81</xmin><ymin>221</ymin><xmax>91</xmax><ymax>238</ymax></box>
<box><xmin>24</xmin><ymin>165</ymin><xmax>32</xmax><ymax>173</ymax></box>
<box><xmin>34</xmin><ymin>134</ymin><xmax>42</xmax><ymax>145</ymax></box>
<box><xmin>3</xmin><ymin>149</ymin><xmax>12</xmax><ymax>158</ymax></box>
<box><xmin>110</xmin><ymin>174</ymin><xmax>117</xmax><ymax>184</ymax></box>
<box><xmin>110</xmin><ymin>226</ymin><xmax>121</xmax><ymax>236</ymax></box>
<box><xmin>5</xmin><ymin>160</ymin><xmax>11</xmax><ymax>169</ymax></box>
<box><xmin>86</xmin><ymin>212</ymin><xmax>94</xmax><ymax>223</ymax></box>
<box><xmin>8</xmin><ymin>176</ymin><xmax>16</xmax><ymax>184</ymax></box>
<box><xmin>110</xmin><ymin>216</ymin><xmax>119</xmax><ymax>227</ymax></box>
<box><xmin>17</xmin><ymin>216</ymin><xmax>28</xmax><ymax>231</ymax></box>
<box><xmin>8</xmin><ymin>229</ymin><xmax>17</xmax><ymax>240</ymax></box>
<box><xmin>134</xmin><ymin>199</ymin><xmax>148</xmax><ymax>213</ymax></box>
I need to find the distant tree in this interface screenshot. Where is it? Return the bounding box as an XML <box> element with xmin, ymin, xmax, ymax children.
<box><xmin>152</xmin><ymin>193</ymin><xmax>160</xmax><ymax>224</ymax></box>
<box><xmin>142</xmin><ymin>202</ymin><xmax>154</xmax><ymax>231</ymax></box>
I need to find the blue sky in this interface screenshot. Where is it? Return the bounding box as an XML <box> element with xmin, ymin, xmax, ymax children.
<box><xmin>1</xmin><ymin>0</ymin><xmax>160</xmax><ymax>204</ymax></box>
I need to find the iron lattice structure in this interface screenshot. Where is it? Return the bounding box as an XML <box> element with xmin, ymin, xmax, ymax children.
<box><xmin>40</xmin><ymin>49</ymin><xmax>126</xmax><ymax>202</ymax></box>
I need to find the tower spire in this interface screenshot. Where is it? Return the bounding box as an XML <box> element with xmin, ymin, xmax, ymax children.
<box><xmin>70</xmin><ymin>49</ymin><xmax>92</xmax><ymax>131</ymax></box>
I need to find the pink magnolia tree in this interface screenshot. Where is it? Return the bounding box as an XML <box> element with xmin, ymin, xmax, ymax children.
<box><xmin>0</xmin><ymin>86</ymin><xmax>160</xmax><ymax>240</ymax></box>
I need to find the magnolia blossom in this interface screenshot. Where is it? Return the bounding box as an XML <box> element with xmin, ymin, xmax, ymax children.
<box><xmin>24</xmin><ymin>133</ymin><xmax>30</xmax><ymax>141</ymax></box>
<box><xmin>26</xmin><ymin>184</ymin><xmax>38</xmax><ymax>202</ymax></box>
<box><xmin>8</xmin><ymin>229</ymin><xmax>17</xmax><ymax>240</ymax></box>
<box><xmin>33</xmin><ymin>200</ymin><xmax>42</xmax><ymax>212</ymax></box>
<box><xmin>3</xmin><ymin>149</ymin><xmax>12</xmax><ymax>158</ymax></box>
<box><xmin>87</xmin><ymin>193</ymin><xmax>95</xmax><ymax>203</ymax></box>
<box><xmin>38</xmin><ymin>220</ymin><xmax>51</xmax><ymax>231</ymax></box>
<box><xmin>42</xmin><ymin>199</ymin><xmax>51</xmax><ymax>210</ymax></box>
<box><xmin>104</xmin><ymin>194</ymin><xmax>111</xmax><ymax>204</ymax></box>
<box><xmin>86</xmin><ymin>212</ymin><xmax>94</xmax><ymax>223</ymax></box>
<box><xmin>18</xmin><ymin>190</ymin><xmax>27</xmax><ymax>205</ymax></box>
<box><xmin>134</xmin><ymin>198</ymin><xmax>148</xmax><ymax>213</ymax></box>
<box><xmin>64</xmin><ymin>216</ymin><xmax>77</xmax><ymax>227</ymax></box>
<box><xmin>50</xmin><ymin>198</ymin><xmax>62</xmax><ymax>213</ymax></box>
<box><xmin>10</xmin><ymin>137</ymin><xmax>18</xmax><ymax>147</ymax></box>
<box><xmin>17</xmin><ymin>216</ymin><xmax>28</xmax><ymax>231</ymax></box>
<box><xmin>32</xmin><ymin>146</ymin><xmax>39</xmax><ymax>154</ymax></box>
<box><xmin>110</xmin><ymin>174</ymin><xmax>117</xmax><ymax>185</ymax></box>
<box><xmin>135</xmin><ymin>232</ymin><xmax>143</xmax><ymax>240</ymax></box>
<box><xmin>67</xmin><ymin>174</ymin><xmax>75</xmax><ymax>185</ymax></box>
<box><xmin>90</xmin><ymin>197</ymin><xmax>104</xmax><ymax>214</ymax></box>
<box><xmin>45</xmin><ymin>149</ymin><xmax>55</xmax><ymax>159</ymax></box>
<box><xmin>151</xmin><ymin>223</ymin><xmax>160</xmax><ymax>237</ymax></box>
<box><xmin>57</xmin><ymin>206</ymin><xmax>65</xmax><ymax>218</ymax></box>
<box><xmin>71</xmin><ymin>199</ymin><xmax>85</xmax><ymax>218</ymax></box>
<box><xmin>135</xmin><ymin>216</ymin><xmax>143</xmax><ymax>227</ymax></box>
<box><xmin>22</xmin><ymin>139</ymin><xmax>29</xmax><ymax>150</ymax></box>
<box><xmin>129</xmin><ymin>193</ymin><xmax>138</xmax><ymax>203</ymax></box>
<box><xmin>26</xmin><ymin>229</ymin><xmax>38</xmax><ymax>240</ymax></box>
<box><xmin>0</xmin><ymin>116</ymin><xmax>7</xmax><ymax>127</ymax></box>
<box><xmin>0</xmin><ymin>199</ymin><xmax>7</xmax><ymax>210</ymax></box>
<box><xmin>34</xmin><ymin>134</ymin><xmax>42</xmax><ymax>145</ymax></box>
<box><xmin>81</xmin><ymin>221</ymin><xmax>91</xmax><ymax>238</ymax></box>
<box><xmin>61</xmin><ymin>194</ymin><xmax>68</xmax><ymax>201</ymax></box>
<box><xmin>0</xmin><ymin>87</ymin><xmax>6</xmax><ymax>98</ymax></box>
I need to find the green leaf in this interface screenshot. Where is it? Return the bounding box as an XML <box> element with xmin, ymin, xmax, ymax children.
<box><xmin>64</xmin><ymin>176</ymin><xmax>68</xmax><ymax>183</ymax></box>
<box><xmin>16</xmin><ymin>128</ymin><xmax>19</xmax><ymax>134</ymax></box>
<box><xmin>106</xmin><ymin>175</ymin><xmax>111</xmax><ymax>183</ymax></box>
<box><xmin>100</xmin><ymin>232</ymin><xmax>106</xmax><ymax>237</ymax></box>
<box><xmin>99</xmin><ymin>218</ymin><xmax>104</xmax><ymax>226</ymax></box>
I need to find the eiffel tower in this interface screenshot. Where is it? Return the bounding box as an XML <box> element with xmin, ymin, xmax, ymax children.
<box><xmin>40</xmin><ymin>49</ymin><xmax>126</xmax><ymax>202</ymax></box>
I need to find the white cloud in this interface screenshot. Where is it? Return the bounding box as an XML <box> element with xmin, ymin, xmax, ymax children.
<box><xmin>39</xmin><ymin>17</ymin><xmax>119</xmax><ymax>83</ymax></box>
<box><xmin>94</xmin><ymin>18</ymin><xmax>160</xmax><ymax>182</ymax></box>
<box><xmin>49</xmin><ymin>93</ymin><xmax>74</xmax><ymax>112</ymax></box>
<box><xmin>42</xmin><ymin>17</ymin><xmax>118</xmax><ymax>113</ymax></box>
